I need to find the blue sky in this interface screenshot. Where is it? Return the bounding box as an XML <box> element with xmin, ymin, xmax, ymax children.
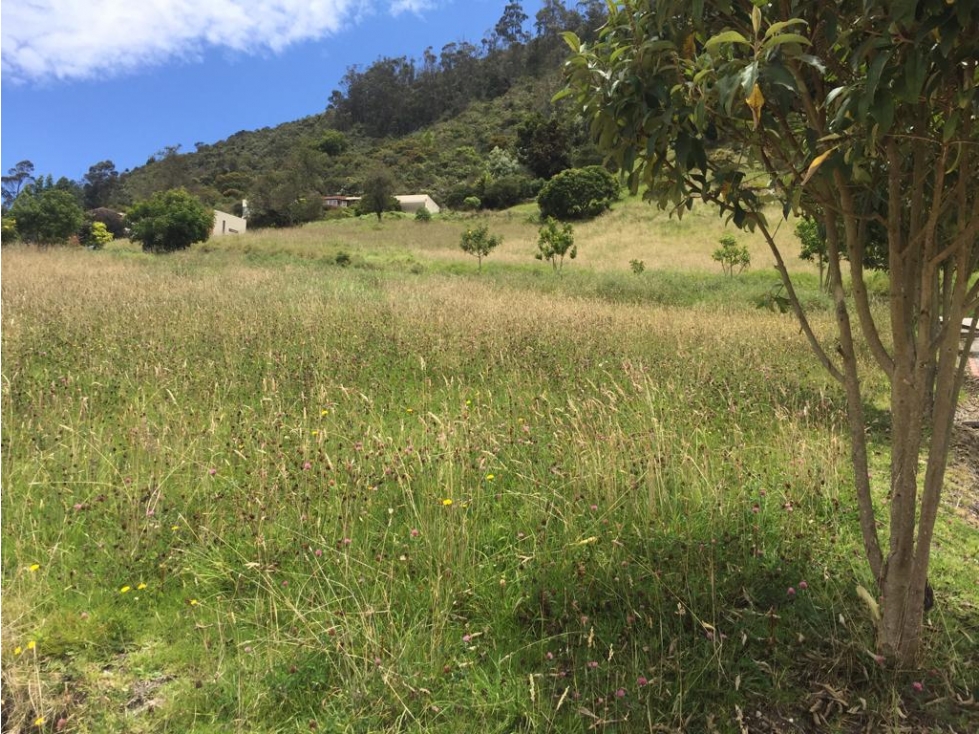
<box><xmin>2</xmin><ymin>0</ymin><xmax>548</xmax><ymax>182</ymax></box>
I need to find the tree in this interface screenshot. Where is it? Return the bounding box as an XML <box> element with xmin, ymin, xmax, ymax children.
<box><xmin>535</xmin><ymin>217</ymin><xmax>577</xmax><ymax>271</ymax></box>
<box><xmin>2</xmin><ymin>160</ymin><xmax>36</xmax><ymax>210</ymax></box>
<box><xmin>9</xmin><ymin>188</ymin><xmax>84</xmax><ymax>244</ymax></box>
<box><xmin>712</xmin><ymin>234</ymin><xmax>750</xmax><ymax>276</ymax></box>
<box><xmin>537</xmin><ymin>165</ymin><xmax>618</xmax><ymax>220</ymax></box>
<box><xmin>562</xmin><ymin>0</ymin><xmax>979</xmax><ymax>664</ymax></box>
<box><xmin>490</xmin><ymin>2</ymin><xmax>531</xmax><ymax>51</ymax></box>
<box><xmin>83</xmin><ymin>160</ymin><xmax>121</xmax><ymax>209</ymax></box>
<box><xmin>360</xmin><ymin>168</ymin><xmax>397</xmax><ymax>222</ymax></box>
<box><xmin>459</xmin><ymin>224</ymin><xmax>502</xmax><ymax>271</ymax></box>
<box><xmin>127</xmin><ymin>188</ymin><xmax>213</xmax><ymax>253</ymax></box>
<box><xmin>516</xmin><ymin>113</ymin><xmax>572</xmax><ymax>180</ymax></box>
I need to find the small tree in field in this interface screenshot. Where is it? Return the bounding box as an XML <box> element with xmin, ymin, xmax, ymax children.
<box><xmin>563</xmin><ymin>0</ymin><xmax>979</xmax><ymax>665</ymax></box>
<box><xmin>459</xmin><ymin>224</ymin><xmax>502</xmax><ymax>271</ymax></box>
<box><xmin>711</xmin><ymin>234</ymin><xmax>750</xmax><ymax>276</ymax></box>
<box><xmin>535</xmin><ymin>217</ymin><xmax>577</xmax><ymax>272</ymax></box>
<box><xmin>360</xmin><ymin>168</ymin><xmax>397</xmax><ymax>222</ymax></box>
<box><xmin>10</xmin><ymin>188</ymin><xmax>84</xmax><ymax>244</ymax></box>
<box><xmin>127</xmin><ymin>188</ymin><xmax>212</xmax><ymax>253</ymax></box>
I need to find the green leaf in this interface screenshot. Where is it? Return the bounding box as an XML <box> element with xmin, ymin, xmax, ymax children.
<box><xmin>561</xmin><ymin>32</ymin><xmax>581</xmax><ymax>53</ymax></box>
<box><xmin>891</xmin><ymin>0</ymin><xmax>918</xmax><ymax>26</ymax></box>
<box><xmin>942</xmin><ymin>111</ymin><xmax>960</xmax><ymax>143</ymax></box>
<box><xmin>705</xmin><ymin>30</ymin><xmax>751</xmax><ymax>52</ymax></box>
<box><xmin>764</xmin><ymin>19</ymin><xmax>807</xmax><ymax>40</ymax></box>
<box><xmin>762</xmin><ymin>33</ymin><xmax>812</xmax><ymax>52</ymax></box>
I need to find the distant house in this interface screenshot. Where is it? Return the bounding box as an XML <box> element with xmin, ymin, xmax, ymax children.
<box><xmin>213</xmin><ymin>210</ymin><xmax>246</xmax><ymax>236</ymax></box>
<box><xmin>395</xmin><ymin>194</ymin><xmax>440</xmax><ymax>214</ymax></box>
<box><xmin>323</xmin><ymin>195</ymin><xmax>361</xmax><ymax>208</ymax></box>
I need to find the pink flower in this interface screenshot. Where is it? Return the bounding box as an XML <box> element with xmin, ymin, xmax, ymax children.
<box><xmin>912</xmin><ymin>681</ymin><xmax>923</xmax><ymax>693</ymax></box>
<box><xmin>787</xmin><ymin>587</ymin><xmax>796</xmax><ymax>597</ymax></box>
<box><xmin>208</xmin><ymin>468</ymin><xmax>217</xmax><ymax>476</ymax></box>
<box><xmin>342</xmin><ymin>537</ymin><xmax>352</xmax><ymax>546</ymax></box>
<box><xmin>798</xmin><ymin>580</ymin><xmax>808</xmax><ymax>590</ymax></box>
<box><xmin>545</xmin><ymin>652</ymin><xmax>554</xmax><ymax>660</ymax></box>
<box><xmin>615</xmin><ymin>688</ymin><xmax>626</xmax><ymax>699</ymax></box>
<box><xmin>637</xmin><ymin>676</ymin><xmax>648</xmax><ymax>687</ymax></box>
<box><xmin>587</xmin><ymin>661</ymin><xmax>599</xmax><ymax>670</ymax></box>
<box><xmin>314</xmin><ymin>549</ymin><xmax>323</xmax><ymax>557</ymax></box>
<box><xmin>462</xmin><ymin>634</ymin><xmax>472</xmax><ymax>643</ymax></box>
<box><xmin>410</xmin><ymin>528</ymin><xmax>420</xmax><ymax>538</ymax></box>
<box><xmin>302</xmin><ymin>461</ymin><xmax>312</xmax><ymax>471</ymax></box>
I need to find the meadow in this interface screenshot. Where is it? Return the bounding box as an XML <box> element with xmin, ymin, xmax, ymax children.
<box><xmin>2</xmin><ymin>200</ymin><xmax>977</xmax><ymax>733</ymax></box>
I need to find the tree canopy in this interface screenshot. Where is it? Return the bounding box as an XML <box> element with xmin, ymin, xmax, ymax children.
<box><xmin>127</xmin><ymin>188</ymin><xmax>213</xmax><ymax>253</ymax></box>
<box><xmin>562</xmin><ymin>0</ymin><xmax>978</xmax><ymax>665</ymax></box>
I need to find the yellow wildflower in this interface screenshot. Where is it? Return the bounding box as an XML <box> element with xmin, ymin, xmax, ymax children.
<box><xmin>486</xmin><ymin>474</ymin><xmax>495</xmax><ymax>481</ymax></box>
<box><xmin>26</xmin><ymin>640</ymin><xmax>36</xmax><ymax>650</ymax></box>
<box><xmin>120</xmin><ymin>585</ymin><xmax>131</xmax><ymax>593</ymax></box>
<box><xmin>29</xmin><ymin>564</ymin><xmax>40</xmax><ymax>572</ymax></box>
<box><xmin>137</xmin><ymin>583</ymin><xmax>147</xmax><ymax>590</ymax></box>
<box><xmin>14</xmin><ymin>646</ymin><xmax>22</xmax><ymax>656</ymax></box>
<box><xmin>442</xmin><ymin>498</ymin><xmax>453</xmax><ymax>507</ymax></box>
<box><xmin>34</xmin><ymin>717</ymin><xmax>45</xmax><ymax>727</ymax></box>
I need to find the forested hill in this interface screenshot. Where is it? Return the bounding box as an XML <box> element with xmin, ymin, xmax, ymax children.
<box><xmin>115</xmin><ymin>1</ymin><xmax>608</xmax><ymax>227</ymax></box>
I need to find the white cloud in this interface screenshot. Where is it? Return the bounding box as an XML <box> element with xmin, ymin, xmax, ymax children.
<box><xmin>1</xmin><ymin>1</ymin><xmax>431</xmax><ymax>83</ymax></box>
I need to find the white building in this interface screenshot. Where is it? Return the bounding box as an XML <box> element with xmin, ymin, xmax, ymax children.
<box><xmin>213</xmin><ymin>210</ymin><xmax>247</xmax><ymax>236</ymax></box>
<box><xmin>395</xmin><ymin>194</ymin><xmax>440</xmax><ymax>214</ymax></box>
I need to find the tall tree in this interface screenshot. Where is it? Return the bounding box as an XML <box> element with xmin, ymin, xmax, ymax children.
<box><xmin>2</xmin><ymin>160</ymin><xmax>36</xmax><ymax>210</ymax></box>
<box><xmin>83</xmin><ymin>160</ymin><xmax>121</xmax><ymax>210</ymax></box>
<box><xmin>490</xmin><ymin>2</ymin><xmax>531</xmax><ymax>51</ymax></box>
<box><xmin>562</xmin><ymin>0</ymin><xmax>979</xmax><ymax>665</ymax></box>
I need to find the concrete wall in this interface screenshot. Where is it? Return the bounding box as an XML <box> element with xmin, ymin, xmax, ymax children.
<box><xmin>213</xmin><ymin>210</ymin><xmax>247</xmax><ymax>236</ymax></box>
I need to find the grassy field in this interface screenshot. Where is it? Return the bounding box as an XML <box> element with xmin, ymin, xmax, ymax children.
<box><xmin>2</xmin><ymin>201</ymin><xmax>977</xmax><ymax>733</ymax></box>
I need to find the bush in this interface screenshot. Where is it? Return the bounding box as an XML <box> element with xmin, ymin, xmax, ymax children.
<box><xmin>462</xmin><ymin>196</ymin><xmax>482</xmax><ymax>212</ymax></box>
<box><xmin>537</xmin><ymin>166</ymin><xmax>619</xmax><ymax>221</ymax></box>
<box><xmin>414</xmin><ymin>207</ymin><xmax>432</xmax><ymax>223</ymax></box>
<box><xmin>86</xmin><ymin>207</ymin><xmax>127</xmax><ymax>238</ymax></box>
<box><xmin>480</xmin><ymin>174</ymin><xmax>534</xmax><ymax>210</ymax></box>
<box><xmin>127</xmin><ymin>188</ymin><xmax>213</xmax><ymax>254</ymax></box>
<box><xmin>79</xmin><ymin>221</ymin><xmax>113</xmax><ymax>249</ymax></box>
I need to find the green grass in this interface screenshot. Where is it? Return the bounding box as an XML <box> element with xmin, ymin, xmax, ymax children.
<box><xmin>2</xmin><ymin>212</ymin><xmax>976</xmax><ymax>733</ymax></box>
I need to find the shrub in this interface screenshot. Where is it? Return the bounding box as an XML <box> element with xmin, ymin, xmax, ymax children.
<box><xmin>480</xmin><ymin>174</ymin><xmax>533</xmax><ymax>210</ymax></box>
<box><xmin>712</xmin><ymin>234</ymin><xmax>750</xmax><ymax>276</ymax></box>
<box><xmin>630</xmin><ymin>259</ymin><xmax>646</xmax><ymax>275</ymax></box>
<box><xmin>462</xmin><ymin>196</ymin><xmax>482</xmax><ymax>212</ymax></box>
<box><xmin>414</xmin><ymin>207</ymin><xmax>432</xmax><ymax>223</ymax></box>
<box><xmin>537</xmin><ymin>166</ymin><xmax>619</xmax><ymax>221</ymax></box>
<box><xmin>459</xmin><ymin>224</ymin><xmax>502</xmax><ymax>271</ymax></box>
<box><xmin>87</xmin><ymin>207</ymin><xmax>127</xmax><ymax>238</ymax></box>
<box><xmin>535</xmin><ymin>217</ymin><xmax>577</xmax><ymax>272</ymax></box>
<box><xmin>127</xmin><ymin>188</ymin><xmax>213</xmax><ymax>254</ymax></box>
<box><xmin>79</xmin><ymin>221</ymin><xmax>113</xmax><ymax>249</ymax></box>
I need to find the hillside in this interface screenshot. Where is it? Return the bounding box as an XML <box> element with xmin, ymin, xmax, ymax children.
<box><xmin>118</xmin><ymin>3</ymin><xmax>608</xmax><ymax>224</ymax></box>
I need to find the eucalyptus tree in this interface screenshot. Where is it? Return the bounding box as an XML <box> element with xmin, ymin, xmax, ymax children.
<box><xmin>562</xmin><ymin>0</ymin><xmax>978</xmax><ymax>665</ymax></box>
